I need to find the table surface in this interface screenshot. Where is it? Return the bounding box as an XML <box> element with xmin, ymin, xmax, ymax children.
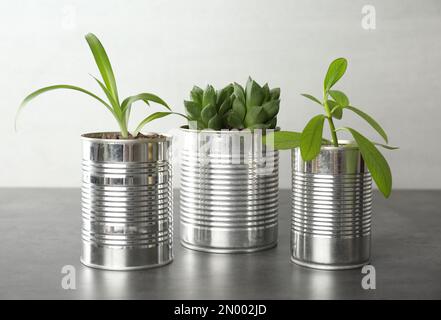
<box><xmin>0</xmin><ymin>189</ymin><xmax>440</xmax><ymax>300</ymax></box>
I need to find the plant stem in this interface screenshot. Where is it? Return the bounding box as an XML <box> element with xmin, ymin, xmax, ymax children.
<box><xmin>323</xmin><ymin>93</ymin><xmax>339</xmax><ymax>147</ymax></box>
<box><xmin>119</xmin><ymin>119</ymin><xmax>129</xmax><ymax>138</ymax></box>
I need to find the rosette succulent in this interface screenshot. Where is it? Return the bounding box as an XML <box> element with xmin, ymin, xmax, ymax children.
<box><xmin>184</xmin><ymin>77</ymin><xmax>280</xmax><ymax>130</ymax></box>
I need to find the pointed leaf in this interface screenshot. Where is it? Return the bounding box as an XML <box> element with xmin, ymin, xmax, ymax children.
<box><xmin>262</xmin><ymin>99</ymin><xmax>280</xmax><ymax>119</ymax></box>
<box><xmin>190</xmin><ymin>86</ymin><xmax>204</xmax><ymax>105</ymax></box>
<box><xmin>207</xmin><ymin>114</ymin><xmax>223</xmax><ymax>130</ymax></box>
<box><xmin>133</xmin><ymin>112</ymin><xmax>186</xmax><ymax>136</ymax></box>
<box><xmin>121</xmin><ymin>93</ymin><xmax>170</xmax><ymax>113</ymax></box>
<box><xmin>85</xmin><ymin>33</ymin><xmax>119</xmax><ymax>103</ymax></box>
<box><xmin>270</xmin><ymin>88</ymin><xmax>280</xmax><ymax>100</ymax></box>
<box><xmin>184</xmin><ymin>100</ymin><xmax>201</xmax><ymax>119</ymax></box>
<box><xmin>244</xmin><ymin>106</ymin><xmax>266</xmax><ymax>127</ymax></box>
<box><xmin>301</xmin><ymin>93</ymin><xmax>322</xmax><ymax>105</ymax></box>
<box><xmin>16</xmin><ymin>84</ymin><xmax>114</xmax><ymax>130</ymax></box>
<box><xmin>324</xmin><ymin>57</ymin><xmax>347</xmax><ymax>91</ymax></box>
<box><xmin>202</xmin><ymin>85</ymin><xmax>216</xmax><ymax>108</ymax></box>
<box><xmin>245</xmin><ymin>78</ymin><xmax>263</xmax><ymax>108</ymax></box>
<box><xmin>300</xmin><ymin>114</ymin><xmax>326</xmax><ymax>161</ymax></box>
<box><xmin>233</xmin><ymin>82</ymin><xmax>245</xmax><ymax>104</ymax></box>
<box><xmin>200</xmin><ymin>103</ymin><xmax>217</xmax><ymax>125</ymax></box>
<box><xmin>345</xmin><ymin>106</ymin><xmax>388</xmax><ymax>143</ymax></box>
<box><xmin>343</xmin><ymin>127</ymin><xmax>392</xmax><ymax>198</ymax></box>
<box><xmin>226</xmin><ymin>110</ymin><xmax>244</xmax><ymax>129</ymax></box>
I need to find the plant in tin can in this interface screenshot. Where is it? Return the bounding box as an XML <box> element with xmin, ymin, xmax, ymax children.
<box><xmin>17</xmin><ymin>33</ymin><xmax>184</xmax><ymax>138</ymax></box>
<box><xmin>267</xmin><ymin>57</ymin><xmax>398</xmax><ymax>198</ymax></box>
<box><xmin>184</xmin><ymin>77</ymin><xmax>280</xmax><ymax>130</ymax></box>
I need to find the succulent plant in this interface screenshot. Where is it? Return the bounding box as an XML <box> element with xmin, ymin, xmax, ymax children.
<box><xmin>184</xmin><ymin>77</ymin><xmax>280</xmax><ymax>130</ymax></box>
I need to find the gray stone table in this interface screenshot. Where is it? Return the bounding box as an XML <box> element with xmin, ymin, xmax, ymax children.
<box><xmin>0</xmin><ymin>189</ymin><xmax>440</xmax><ymax>299</ymax></box>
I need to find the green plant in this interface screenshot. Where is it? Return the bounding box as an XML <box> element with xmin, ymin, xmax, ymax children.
<box><xmin>17</xmin><ymin>33</ymin><xmax>184</xmax><ymax>138</ymax></box>
<box><xmin>184</xmin><ymin>77</ymin><xmax>280</xmax><ymax>130</ymax></box>
<box><xmin>267</xmin><ymin>57</ymin><xmax>397</xmax><ymax>198</ymax></box>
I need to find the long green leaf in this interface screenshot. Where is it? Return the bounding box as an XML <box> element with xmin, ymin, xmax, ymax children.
<box><xmin>121</xmin><ymin>93</ymin><xmax>170</xmax><ymax>113</ymax></box>
<box><xmin>345</xmin><ymin>105</ymin><xmax>388</xmax><ymax>143</ymax></box>
<box><xmin>90</xmin><ymin>75</ymin><xmax>122</xmax><ymax>116</ymax></box>
<box><xmin>85</xmin><ymin>33</ymin><xmax>119</xmax><ymax>104</ymax></box>
<box><xmin>324</xmin><ymin>57</ymin><xmax>347</xmax><ymax>92</ymax></box>
<box><xmin>301</xmin><ymin>93</ymin><xmax>322</xmax><ymax>105</ymax></box>
<box><xmin>133</xmin><ymin>111</ymin><xmax>186</xmax><ymax>136</ymax></box>
<box><xmin>342</xmin><ymin>127</ymin><xmax>392</xmax><ymax>198</ymax></box>
<box><xmin>16</xmin><ymin>84</ymin><xmax>114</xmax><ymax>129</ymax></box>
<box><xmin>300</xmin><ymin>114</ymin><xmax>326</xmax><ymax>161</ymax></box>
<box><xmin>264</xmin><ymin>131</ymin><xmax>302</xmax><ymax>150</ymax></box>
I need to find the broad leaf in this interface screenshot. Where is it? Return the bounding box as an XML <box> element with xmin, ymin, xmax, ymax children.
<box><xmin>184</xmin><ymin>100</ymin><xmax>201</xmax><ymax>119</ymax></box>
<box><xmin>329</xmin><ymin>90</ymin><xmax>349</xmax><ymax>107</ymax></box>
<box><xmin>300</xmin><ymin>114</ymin><xmax>326</xmax><ymax>161</ymax></box>
<box><xmin>301</xmin><ymin>93</ymin><xmax>322</xmax><ymax>105</ymax></box>
<box><xmin>190</xmin><ymin>86</ymin><xmax>204</xmax><ymax>105</ymax></box>
<box><xmin>232</xmin><ymin>98</ymin><xmax>246</xmax><ymax>121</ymax></box>
<box><xmin>85</xmin><ymin>33</ymin><xmax>119</xmax><ymax>103</ymax></box>
<box><xmin>245</xmin><ymin>77</ymin><xmax>263</xmax><ymax>108</ymax></box>
<box><xmin>343</xmin><ymin>127</ymin><xmax>392</xmax><ymax>198</ymax></box>
<box><xmin>244</xmin><ymin>106</ymin><xmax>266</xmax><ymax>127</ymax></box>
<box><xmin>270</xmin><ymin>88</ymin><xmax>280</xmax><ymax>100</ymax></box>
<box><xmin>207</xmin><ymin>114</ymin><xmax>223</xmax><ymax>130</ymax></box>
<box><xmin>226</xmin><ymin>110</ymin><xmax>244</xmax><ymax>129</ymax></box>
<box><xmin>345</xmin><ymin>106</ymin><xmax>388</xmax><ymax>143</ymax></box>
<box><xmin>327</xmin><ymin>100</ymin><xmax>342</xmax><ymax>119</ymax></box>
<box><xmin>262</xmin><ymin>99</ymin><xmax>280</xmax><ymax>119</ymax></box>
<box><xmin>202</xmin><ymin>85</ymin><xmax>216</xmax><ymax>108</ymax></box>
<box><xmin>324</xmin><ymin>57</ymin><xmax>347</xmax><ymax>92</ymax></box>
<box><xmin>200</xmin><ymin>103</ymin><xmax>217</xmax><ymax>125</ymax></box>
<box><xmin>265</xmin><ymin>131</ymin><xmax>302</xmax><ymax>150</ymax></box>
<box><xmin>233</xmin><ymin>82</ymin><xmax>245</xmax><ymax>104</ymax></box>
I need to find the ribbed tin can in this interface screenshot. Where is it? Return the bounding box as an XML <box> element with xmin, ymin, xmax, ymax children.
<box><xmin>179</xmin><ymin>127</ymin><xmax>279</xmax><ymax>253</ymax></box>
<box><xmin>80</xmin><ymin>132</ymin><xmax>173</xmax><ymax>270</ymax></box>
<box><xmin>291</xmin><ymin>142</ymin><xmax>372</xmax><ymax>270</ymax></box>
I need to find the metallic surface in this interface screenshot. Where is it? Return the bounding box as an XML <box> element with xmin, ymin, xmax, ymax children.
<box><xmin>1</xmin><ymin>189</ymin><xmax>441</xmax><ymax>299</ymax></box>
<box><xmin>179</xmin><ymin>128</ymin><xmax>279</xmax><ymax>253</ymax></box>
<box><xmin>81</xmin><ymin>132</ymin><xmax>173</xmax><ymax>270</ymax></box>
<box><xmin>291</xmin><ymin>142</ymin><xmax>372</xmax><ymax>270</ymax></box>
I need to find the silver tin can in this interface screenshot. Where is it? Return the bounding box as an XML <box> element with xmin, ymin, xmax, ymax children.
<box><xmin>291</xmin><ymin>142</ymin><xmax>372</xmax><ymax>270</ymax></box>
<box><xmin>179</xmin><ymin>127</ymin><xmax>279</xmax><ymax>253</ymax></box>
<box><xmin>81</xmin><ymin>132</ymin><xmax>173</xmax><ymax>270</ymax></box>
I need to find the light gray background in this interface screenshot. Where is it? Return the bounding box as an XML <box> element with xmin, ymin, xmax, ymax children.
<box><xmin>1</xmin><ymin>0</ymin><xmax>440</xmax><ymax>189</ymax></box>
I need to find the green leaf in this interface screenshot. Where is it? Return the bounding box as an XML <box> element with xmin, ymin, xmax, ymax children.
<box><xmin>202</xmin><ymin>85</ymin><xmax>216</xmax><ymax>108</ymax></box>
<box><xmin>207</xmin><ymin>114</ymin><xmax>223</xmax><ymax>130</ymax></box>
<box><xmin>300</xmin><ymin>114</ymin><xmax>326</xmax><ymax>161</ymax></box>
<box><xmin>264</xmin><ymin>131</ymin><xmax>302</xmax><ymax>150</ymax></box>
<box><xmin>327</xmin><ymin>100</ymin><xmax>343</xmax><ymax>119</ymax></box>
<box><xmin>216</xmin><ymin>84</ymin><xmax>233</xmax><ymax>105</ymax></box>
<box><xmin>342</xmin><ymin>127</ymin><xmax>392</xmax><ymax>198</ymax></box>
<box><xmin>270</xmin><ymin>88</ymin><xmax>280</xmax><ymax>100</ymax></box>
<box><xmin>218</xmin><ymin>96</ymin><xmax>232</xmax><ymax>115</ymax></box>
<box><xmin>85</xmin><ymin>33</ymin><xmax>119</xmax><ymax>104</ymax></box>
<box><xmin>232</xmin><ymin>98</ymin><xmax>246</xmax><ymax>121</ymax></box>
<box><xmin>233</xmin><ymin>82</ymin><xmax>245</xmax><ymax>104</ymax></box>
<box><xmin>90</xmin><ymin>75</ymin><xmax>122</xmax><ymax>118</ymax></box>
<box><xmin>133</xmin><ymin>112</ymin><xmax>186</xmax><ymax>136</ymax></box>
<box><xmin>121</xmin><ymin>93</ymin><xmax>170</xmax><ymax>114</ymax></box>
<box><xmin>226</xmin><ymin>110</ymin><xmax>244</xmax><ymax>129</ymax></box>
<box><xmin>190</xmin><ymin>86</ymin><xmax>203</xmax><ymax>105</ymax></box>
<box><xmin>329</xmin><ymin>90</ymin><xmax>349</xmax><ymax>107</ymax></box>
<box><xmin>262</xmin><ymin>99</ymin><xmax>280</xmax><ymax>119</ymax></box>
<box><xmin>324</xmin><ymin>57</ymin><xmax>347</xmax><ymax>92</ymax></box>
<box><xmin>261</xmin><ymin>83</ymin><xmax>270</xmax><ymax>102</ymax></box>
<box><xmin>345</xmin><ymin>106</ymin><xmax>388</xmax><ymax>143</ymax></box>
<box><xmin>265</xmin><ymin>117</ymin><xmax>277</xmax><ymax>129</ymax></box>
<box><xmin>301</xmin><ymin>93</ymin><xmax>322</xmax><ymax>105</ymax></box>
<box><xmin>184</xmin><ymin>100</ymin><xmax>201</xmax><ymax>119</ymax></box>
<box><xmin>245</xmin><ymin>77</ymin><xmax>263</xmax><ymax>108</ymax></box>
<box><xmin>244</xmin><ymin>106</ymin><xmax>266</xmax><ymax>127</ymax></box>
<box><xmin>200</xmin><ymin>103</ymin><xmax>217</xmax><ymax>125</ymax></box>
<box><xmin>16</xmin><ymin>84</ymin><xmax>115</xmax><ymax>130</ymax></box>
<box><xmin>373</xmin><ymin>142</ymin><xmax>399</xmax><ymax>150</ymax></box>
